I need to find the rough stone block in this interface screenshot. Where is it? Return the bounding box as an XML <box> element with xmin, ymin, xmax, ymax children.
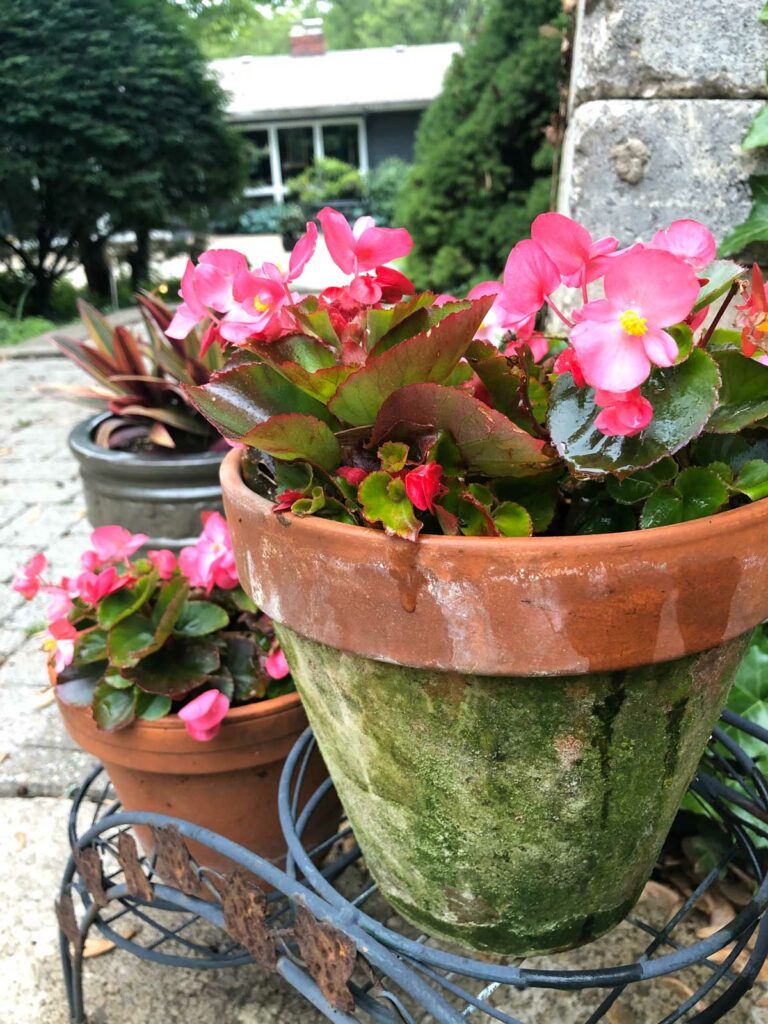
<box><xmin>558</xmin><ymin>98</ymin><xmax>768</xmax><ymax>245</ymax></box>
<box><xmin>571</xmin><ymin>0</ymin><xmax>768</xmax><ymax>105</ymax></box>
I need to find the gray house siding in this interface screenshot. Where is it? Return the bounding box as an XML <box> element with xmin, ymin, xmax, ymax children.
<box><xmin>366</xmin><ymin>110</ymin><xmax>424</xmax><ymax>167</ymax></box>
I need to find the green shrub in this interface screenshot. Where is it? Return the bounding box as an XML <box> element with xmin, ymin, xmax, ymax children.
<box><xmin>367</xmin><ymin>158</ymin><xmax>411</xmax><ymax>226</ymax></box>
<box><xmin>398</xmin><ymin>0</ymin><xmax>565</xmax><ymax>292</ymax></box>
<box><xmin>286</xmin><ymin>158</ymin><xmax>365</xmax><ymax>205</ymax></box>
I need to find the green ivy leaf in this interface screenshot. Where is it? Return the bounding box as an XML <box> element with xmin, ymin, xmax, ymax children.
<box><xmin>675</xmin><ymin>467</ymin><xmax>729</xmax><ymax>520</ymax></box>
<box><xmin>734</xmin><ymin>459</ymin><xmax>768</xmax><ymax>500</ymax></box>
<box><xmin>744</xmin><ymin>107</ymin><xmax>768</xmax><ymax>150</ymax></box>
<box><xmin>693</xmin><ymin>259</ymin><xmax>745</xmax><ymax>310</ymax></box>
<box><xmin>707</xmin><ymin>461</ymin><xmax>734</xmax><ymax>484</ymax></box>
<box><xmin>242</xmin><ymin>414</ymin><xmax>341</xmax><ymax>472</ymax></box>
<box><xmin>174</xmin><ymin>600</ymin><xmax>230</xmax><ymax>638</ymax></box>
<box><xmin>373</xmin><ymin>383</ymin><xmax>554</xmax><ymax>477</ymax></box>
<box><xmin>706</xmin><ymin>350</ymin><xmax>768</xmax><ymax>433</ymax></box>
<box><xmin>719</xmin><ymin>176</ymin><xmax>768</xmax><ymax>256</ymax></box>
<box><xmin>328</xmin><ymin>296</ymin><xmax>494</xmax><ymax>425</ymax></box>
<box><xmin>549</xmin><ymin>350</ymin><xmax>720</xmax><ymax>478</ymax></box>
<box><xmin>97</xmin><ymin>569</ymin><xmax>158</xmax><ymax>629</ymax></box>
<box><xmin>135</xmin><ymin>692</ymin><xmax>172</xmax><ymax>721</ymax></box>
<box><xmin>606</xmin><ymin>458</ymin><xmax>678</xmax><ymax>505</ymax></box>
<box><xmin>92</xmin><ymin>682</ymin><xmax>136</xmax><ymax>732</ymax></box>
<box><xmin>359</xmin><ymin>471</ymin><xmax>421</xmax><ymax>541</ymax></box>
<box><xmin>493</xmin><ymin>501</ymin><xmax>533</xmax><ymax>537</ymax></box>
<box><xmin>640</xmin><ymin>486</ymin><xmax>683</xmax><ymax>529</ymax></box>
<box><xmin>124</xmin><ymin>639</ymin><xmax>220</xmax><ymax>697</ymax></box>
<box><xmin>378</xmin><ymin>441</ymin><xmax>409</xmax><ymax>472</ymax></box>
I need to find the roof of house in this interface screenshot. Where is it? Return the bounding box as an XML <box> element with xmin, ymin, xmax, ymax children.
<box><xmin>210</xmin><ymin>42</ymin><xmax>461</xmax><ymax>123</ymax></box>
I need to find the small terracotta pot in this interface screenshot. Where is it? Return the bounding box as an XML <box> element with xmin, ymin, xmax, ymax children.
<box><xmin>57</xmin><ymin>692</ymin><xmax>339</xmax><ymax>878</ymax></box>
<box><xmin>221</xmin><ymin>450</ymin><xmax>768</xmax><ymax>955</ymax></box>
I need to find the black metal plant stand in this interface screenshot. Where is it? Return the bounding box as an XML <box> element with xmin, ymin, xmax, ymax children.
<box><xmin>58</xmin><ymin>710</ymin><xmax>768</xmax><ymax>1024</ymax></box>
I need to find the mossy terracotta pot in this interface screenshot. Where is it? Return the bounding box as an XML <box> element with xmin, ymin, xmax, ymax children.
<box><xmin>57</xmin><ymin>692</ymin><xmax>340</xmax><ymax>877</ymax></box>
<box><xmin>221</xmin><ymin>449</ymin><xmax>768</xmax><ymax>956</ymax></box>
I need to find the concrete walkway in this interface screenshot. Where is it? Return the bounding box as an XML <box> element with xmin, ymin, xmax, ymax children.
<box><xmin>1</xmin><ymin>336</ymin><xmax>766</xmax><ymax>1023</ymax></box>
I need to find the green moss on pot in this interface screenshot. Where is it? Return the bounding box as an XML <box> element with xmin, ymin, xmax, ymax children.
<box><xmin>276</xmin><ymin>626</ymin><xmax>748</xmax><ymax>956</ymax></box>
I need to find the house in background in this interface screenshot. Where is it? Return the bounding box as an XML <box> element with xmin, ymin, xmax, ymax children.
<box><xmin>210</xmin><ymin>20</ymin><xmax>460</xmax><ymax>205</ymax></box>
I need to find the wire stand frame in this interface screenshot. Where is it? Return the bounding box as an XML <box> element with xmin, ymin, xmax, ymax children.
<box><xmin>58</xmin><ymin>710</ymin><xmax>768</xmax><ymax>1023</ymax></box>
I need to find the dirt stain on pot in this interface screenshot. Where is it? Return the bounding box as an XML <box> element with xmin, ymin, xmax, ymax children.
<box><xmin>387</xmin><ymin>536</ymin><xmax>427</xmax><ymax>613</ymax></box>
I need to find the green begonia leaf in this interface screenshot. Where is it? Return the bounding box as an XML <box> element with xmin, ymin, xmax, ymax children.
<box><xmin>328</xmin><ymin>296</ymin><xmax>494</xmax><ymax>425</ymax></box>
<box><xmin>359</xmin><ymin>471</ymin><xmax>421</xmax><ymax>541</ymax></box>
<box><xmin>706</xmin><ymin>350</ymin><xmax>768</xmax><ymax>433</ymax></box>
<box><xmin>242</xmin><ymin>414</ymin><xmax>341</xmax><ymax>472</ymax></box>
<box><xmin>373</xmin><ymin>383</ymin><xmax>553</xmax><ymax>477</ymax></box>
<box><xmin>173</xmin><ymin>600</ymin><xmax>230</xmax><ymax>637</ymax></box>
<box><xmin>548</xmin><ymin>350</ymin><xmax>720</xmax><ymax>478</ymax></box>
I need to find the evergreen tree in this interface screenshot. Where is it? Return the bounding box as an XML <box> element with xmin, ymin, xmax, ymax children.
<box><xmin>398</xmin><ymin>0</ymin><xmax>565</xmax><ymax>293</ymax></box>
<box><xmin>0</xmin><ymin>0</ymin><xmax>245</xmax><ymax>313</ymax></box>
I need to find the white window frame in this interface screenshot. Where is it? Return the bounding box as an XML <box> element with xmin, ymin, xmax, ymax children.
<box><xmin>241</xmin><ymin>117</ymin><xmax>367</xmax><ymax>204</ymax></box>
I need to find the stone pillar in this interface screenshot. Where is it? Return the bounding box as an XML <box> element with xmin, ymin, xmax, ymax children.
<box><xmin>559</xmin><ymin>0</ymin><xmax>768</xmax><ymax>245</ymax></box>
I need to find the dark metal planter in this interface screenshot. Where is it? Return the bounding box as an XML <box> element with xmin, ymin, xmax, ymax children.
<box><xmin>68</xmin><ymin>413</ymin><xmax>224</xmax><ymax>549</ymax></box>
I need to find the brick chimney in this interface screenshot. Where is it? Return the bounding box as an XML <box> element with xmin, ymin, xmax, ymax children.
<box><xmin>290</xmin><ymin>18</ymin><xmax>326</xmax><ymax>57</ymax></box>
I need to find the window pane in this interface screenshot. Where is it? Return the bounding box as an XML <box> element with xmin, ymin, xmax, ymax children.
<box><xmin>279</xmin><ymin>126</ymin><xmax>314</xmax><ymax>182</ymax></box>
<box><xmin>323</xmin><ymin>123</ymin><xmax>359</xmax><ymax>167</ymax></box>
<box><xmin>244</xmin><ymin>129</ymin><xmax>271</xmax><ymax>187</ymax></box>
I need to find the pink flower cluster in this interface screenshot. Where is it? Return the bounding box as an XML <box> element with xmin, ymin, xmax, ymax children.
<box><xmin>167</xmin><ymin>207</ymin><xmax>413</xmax><ymax>353</ymax></box>
<box><xmin>179</xmin><ymin>512</ymin><xmax>239</xmax><ymax>593</ymax></box>
<box><xmin>505</xmin><ymin>214</ymin><xmax>715</xmax><ymax>436</ymax></box>
<box><xmin>13</xmin><ymin>517</ymin><xmax>292</xmax><ymax>744</ymax></box>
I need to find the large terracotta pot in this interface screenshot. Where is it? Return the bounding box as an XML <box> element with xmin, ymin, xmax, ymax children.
<box><xmin>58</xmin><ymin>691</ymin><xmax>339</xmax><ymax>877</ymax></box>
<box><xmin>221</xmin><ymin>449</ymin><xmax>768</xmax><ymax>956</ymax></box>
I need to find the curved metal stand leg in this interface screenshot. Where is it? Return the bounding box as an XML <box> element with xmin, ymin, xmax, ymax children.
<box><xmin>58</xmin><ymin>855</ymin><xmax>87</xmax><ymax>1024</ymax></box>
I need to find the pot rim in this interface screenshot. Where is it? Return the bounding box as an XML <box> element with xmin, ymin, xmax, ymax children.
<box><xmin>69</xmin><ymin>412</ymin><xmax>224</xmax><ymax>468</ymax></box>
<box><xmin>222</xmin><ymin>448</ymin><xmax>768</xmax><ymax>551</ymax></box>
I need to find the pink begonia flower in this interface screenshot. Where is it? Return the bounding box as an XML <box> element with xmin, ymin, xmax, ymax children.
<box><xmin>272</xmin><ymin>489</ymin><xmax>305</xmax><ymax>513</ymax></box>
<box><xmin>404</xmin><ymin>463</ymin><xmax>445</xmax><ymax>514</ymax></box>
<box><xmin>553</xmin><ymin>347</ymin><xmax>587</xmax><ymax>388</ymax></box>
<box><xmin>13</xmin><ymin>553</ymin><xmax>47</xmax><ymax>599</ymax></box>
<box><xmin>531</xmin><ymin>212</ymin><xmax>619</xmax><ymax>289</ymax></box>
<box><xmin>179</xmin><ymin>512</ymin><xmax>238</xmax><ymax>594</ymax></box>
<box><xmin>45</xmin><ymin>619</ymin><xmax>78</xmax><ymax>675</ymax></box>
<box><xmin>45</xmin><ymin>586</ymin><xmax>74</xmax><ymax>622</ymax></box>
<box><xmin>317</xmin><ymin>207</ymin><xmax>412</xmax><ymax>275</ymax></box>
<box><xmin>178</xmin><ymin>690</ymin><xmax>230</xmax><ymax>742</ymax></box>
<box><xmin>500</xmin><ymin>240</ymin><xmax>562</xmax><ymax>325</ymax></box>
<box><xmin>503</xmin><ymin>332</ymin><xmax>549</xmax><ymax>363</ymax></box>
<box><xmin>373</xmin><ymin>266</ymin><xmax>415</xmax><ymax>303</ymax></box>
<box><xmin>167</xmin><ymin>249</ymin><xmax>249</xmax><ymax>339</ymax></box>
<box><xmin>265</xmin><ymin>648</ymin><xmax>290</xmax><ymax>680</ymax></box>
<box><xmin>348</xmin><ymin>274</ymin><xmax>384</xmax><ymax>305</ymax></box>
<box><xmin>148</xmin><ymin>549</ymin><xmax>177</xmax><ymax>580</ymax></box>
<box><xmin>569</xmin><ymin>249</ymin><xmax>700</xmax><ymax>392</ymax></box>
<box><xmin>594</xmin><ymin>389</ymin><xmax>654</xmax><ymax>437</ymax></box>
<box><xmin>88</xmin><ymin>525</ymin><xmax>147</xmax><ymax>566</ymax></box>
<box><xmin>649</xmin><ymin>220</ymin><xmax>716</xmax><ymax>272</ymax></box>
<box><xmin>76</xmin><ymin>566</ymin><xmax>131</xmax><ymax>606</ymax></box>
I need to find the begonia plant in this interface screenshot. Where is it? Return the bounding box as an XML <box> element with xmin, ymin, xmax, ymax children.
<box><xmin>175</xmin><ymin>206</ymin><xmax>768</xmax><ymax>540</ymax></box>
<box><xmin>13</xmin><ymin>516</ymin><xmax>292</xmax><ymax>739</ymax></box>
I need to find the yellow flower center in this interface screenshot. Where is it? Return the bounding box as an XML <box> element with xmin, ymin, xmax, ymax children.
<box><xmin>619</xmin><ymin>309</ymin><xmax>648</xmax><ymax>336</ymax></box>
<box><xmin>757</xmin><ymin>315</ymin><xmax>768</xmax><ymax>334</ymax></box>
<box><xmin>253</xmin><ymin>298</ymin><xmax>267</xmax><ymax>312</ymax></box>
